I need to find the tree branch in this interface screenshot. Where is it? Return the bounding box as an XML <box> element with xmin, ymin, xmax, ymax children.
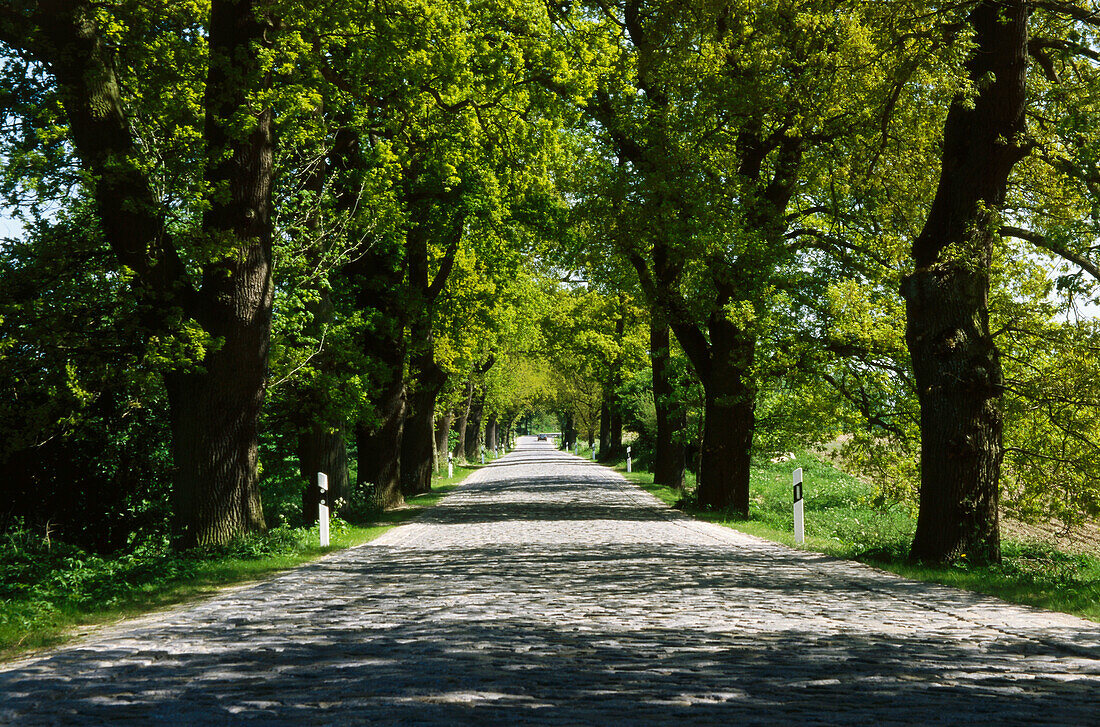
<box><xmin>1002</xmin><ymin>225</ymin><xmax>1100</xmax><ymax>282</ymax></box>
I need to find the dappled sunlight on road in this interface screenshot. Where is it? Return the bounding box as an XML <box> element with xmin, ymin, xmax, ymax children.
<box><xmin>2</xmin><ymin>436</ymin><xmax>1098</xmax><ymax>724</ymax></box>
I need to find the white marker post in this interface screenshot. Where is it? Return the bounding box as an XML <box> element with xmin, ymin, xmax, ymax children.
<box><xmin>793</xmin><ymin>467</ymin><xmax>804</xmax><ymax>545</ymax></box>
<box><xmin>480</xmin><ymin>447</ymin><xmax>485</xmax><ymax>465</ymax></box>
<box><xmin>317</xmin><ymin>471</ymin><xmax>329</xmax><ymax>547</ymax></box>
<box><xmin>591</xmin><ymin>441</ymin><xmax>597</xmax><ymax>461</ymax></box>
<box><xmin>626</xmin><ymin>446</ymin><xmax>632</xmax><ymax>473</ymax></box>
<box><xmin>448</xmin><ymin>452</ymin><xmax>454</xmax><ymax>479</ymax></box>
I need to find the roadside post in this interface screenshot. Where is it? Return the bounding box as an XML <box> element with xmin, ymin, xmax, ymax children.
<box><xmin>627</xmin><ymin>446</ymin><xmax>632</xmax><ymax>473</ymax></box>
<box><xmin>591</xmin><ymin>441</ymin><xmax>597</xmax><ymax>461</ymax></box>
<box><xmin>448</xmin><ymin>452</ymin><xmax>454</xmax><ymax>479</ymax></box>
<box><xmin>793</xmin><ymin>467</ymin><xmax>804</xmax><ymax>544</ymax></box>
<box><xmin>481</xmin><ymin>447</ymin><xmax>485</xmax><ymax>465</ymax></box>
<box><xmin>317</xmin><ymin>471</ymin><xmax>329</xmax><ymax>547</ymax></box>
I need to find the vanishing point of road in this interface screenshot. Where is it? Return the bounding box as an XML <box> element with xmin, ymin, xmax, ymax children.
<box><xmin>2</xmin><ymin>437</ymin><xmax>1099</xmax><ymax>725</ymax></box>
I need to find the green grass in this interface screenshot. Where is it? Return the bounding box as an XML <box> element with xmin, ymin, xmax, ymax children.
<box><xmin>0</xmin><ymin>466</ymin><xmax>476</xmax><ymax>661</ymax></box>
<box><xmin>613</xmin><ymin>453</ymin><xmax>1100</xmax><ymax>623</ymax></box>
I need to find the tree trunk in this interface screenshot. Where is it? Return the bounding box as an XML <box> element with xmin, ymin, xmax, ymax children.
<box><xmin>434</xmin><ymin>412</ymin><xmax>452</xmax><ymax>471</ymax></box>
<box><xmin>453</xmin><ymin>379</ymin><xmax>474</xmax><ymax>461</ymax></box>
<box><xmin>651</xmin><ymin>318</ymin><xmax>686</xmax><ymax>489</ymax></box>
<box><xmin>299</xmin><ymin>422</ymin><xmax>349</xmax><ymax>525</ymax></box>
<box><xmin>598</xmin><ymin>400</ymin><xmax>611</xmax><ymax>458</ymax></box>
<box><xmin>607</xmin><ymin>397</ymin><xmax>624</xmax><ymax>458</ymax></box>
<box><xmin>562</xmin><ymin>411</ymin><xmax>577</xmax><ymax>450</ymax></box>
<box><xmin>485</xmin><ymin>416</ymin><xmax>498</xmax><ymax>452</ymax></box>
<box><xmin>901</xmin><ymin>1</ymin><xmax>1027</xmax><ymax>566</ymax></box>
<box><xmin>356</xmin><ymin>372</ymin><xmax>405</xmax><ymax>509</ymax></box>
<box><xmin>465</xmin><ymin>390</ymin><xmax>485</xmax><ymax>461</ymax></box>
<box><xmin>400</xmin><ymin>375</ymin><xmax>442</xmax><ymax>496</ymax></box>
<box><xmin>688</xmin><ymin>314</ymin><xmax>755</xmax><ymax>515</ymax></box>
<box><xmin>599</xmin><ymin>310</ymin><xmax>627</xmax><ymax>461</ymax></box>
<box><xmin>169</xmin><ymin>0</ymin><xmax>275</xmax><ymax>546</ymax></box>
<box><xmin>401</xmin><ymin>304</ymin><xmax>447</xmax><ymax>495</ymax></box>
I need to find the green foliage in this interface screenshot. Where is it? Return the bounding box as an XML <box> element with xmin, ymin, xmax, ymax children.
<box><xmin>2</xmin><ymin>0</ymin><xmax>1100</xmax><ymax>627</ymax></box>
<box><xmin>0</xmin><ymin>461</ymin><xmax>472</xmax><ymax>658</ymax></box>
<box><xmin>0</xmin><ymin>210</ymin><xmax>176</xmax><ymax>551</ymax></box>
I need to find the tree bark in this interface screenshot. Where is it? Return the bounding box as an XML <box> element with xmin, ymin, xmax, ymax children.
<box><xmin>562</xmin><ymin>411</ymin><xmax>577</xmax><ymax>450</ymax></box>
<box><xmin>485</xmin><ymin>416</ymin><xmax>498</xmax><ymax>452</ymax></box>
<box><xmin>691</xmin><ymin>315</ymin><xmax>755</xmax><ymax>515</ymax></box>
<box><xmin>400</xmin><ymin>366</ymin><xmax>444</xmax><ymax>496</ymax></box>
<box><xmin>453</xmin><ymin>379</ymin><xmax>475</xmax><ymax>461</ymax></box>
<box><xmin>598</xmin><ymin>401</ymin><xmax>611</xmax><ymax>457</ymax></box>
<box><xmin>355</xmin><ymin>370</ymin><xmax>405</xmax><ymax>509</ymax></box>
<box><xmin>651</xmin><ymin>317</ymin><xmax>686</xmax><ymax>489</ymax></box>
<box><xmin>434</xmin><ymin>412</ymin><xmax>452</xmax><ymax>471</ymax></box>
<box><xmin>400</xmin><ymin>204</ymin><xmax>450</xmax><ymax>495</ymax></box>
<box><xmin>299</xmin><ymin>422</ymin><xmax>349</xmax><ymax>525</ymax></box>
<box><xmin>902</xmin><ymin>0</ymin><xmax>1028</xmax><ymax>565</ymax></box>
<box><xmin>164</xmin><ymin>0</ymin><xmax>277</xmax><ymax>546</ymax></box>
<box><xmin>464</xmin><ymin>390</ymin><xmax>485</xmax><ymax>461</ymax></box>
<box><xmin>338</xmin><ymin>127</ymin><xmax>407</xmax><ymax>510</ymax></box>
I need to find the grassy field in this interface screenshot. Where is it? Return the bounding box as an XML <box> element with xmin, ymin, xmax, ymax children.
<box><xmin>605</xmin><ymin>449</ymin><xmax>1100</xmax><ymax>623</ymax></box>
<box><xmin>0</xmin><ymin>463</ymin><xmax>479</xmax><ymax>661</ymax></box>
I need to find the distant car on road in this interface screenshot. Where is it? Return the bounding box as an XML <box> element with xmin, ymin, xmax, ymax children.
<box><xmin>536</xmin><ymin>434</ymin><xmax>547</xmax><ymax>441</ymax></box>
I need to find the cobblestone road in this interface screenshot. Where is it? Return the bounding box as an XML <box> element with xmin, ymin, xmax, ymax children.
<box><xmin>3</xmin><ymin>438</ymin><xmax>1100</xmax><ymax>725</ymax></box>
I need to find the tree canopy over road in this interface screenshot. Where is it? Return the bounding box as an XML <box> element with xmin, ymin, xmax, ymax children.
<box><xmin>3</xmin><ymin>0</ymin><xmax>1100</xmax><ymax>566</ymax></box>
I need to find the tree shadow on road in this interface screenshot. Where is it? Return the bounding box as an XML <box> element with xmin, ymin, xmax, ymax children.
<box><xmin>3</xmin><ymin>541</ymin><xmax>1098</xmax><ymax>725</ymax></box>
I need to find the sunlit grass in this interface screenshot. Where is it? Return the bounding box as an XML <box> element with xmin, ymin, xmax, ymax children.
<box><xmin>612</xmin><ymin>453</ymin><xmax>1100</xmax><ymax>623</ymax></box>
<box><xmin>0</xmin><ymin>469</ymin><xmax>473</xmax><ymax>661</ymax></box>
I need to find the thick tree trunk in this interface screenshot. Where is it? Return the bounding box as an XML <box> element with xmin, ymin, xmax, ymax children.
<box><xmin>434</xmin><ymin>412</ymin><xmax>452</xmax><ymax>471</ymax></box>
<box><xmin>453</xmin><ymin>379</ymin><xmax>474</xmax><ymax>461</ymax></box>
<box><xmin>562</xmin><ymin>411</ymin><xmax>577</xmax><ymax>450</ymax></box>
<box><xmin>607</xmin><ymin>399</ymin><xmax>624</xmax><ymax>458</ymax></box>
<box><xmin>299</xmin><ymin>422</ymin><xmax>349</xmax><ymax>525</ymax></box>
<box><xmin>400</xmin><ymin>306</ymin><xmax>446</xmax><ymax>495</ymax></box>
<box><xmin>169</xmin><ymin>0</ymin><xmax>275</xmax><ymax>546</ymax></box>
<box><xmin>904</xmin><ymin>268</ymin><xmax>1004</xmax><ymax>563</ymax></box>
<box><xmin>465</xmin><ymin>391</ymin><xmax>485</xmax><ymax>461</ymax></box>
<box><xmin>400</xmin><ymin>375</ymin><xmax>442</xmax><ymax>496</ymax></box>
<box><xmin>901</xmin><ymin>1</ymin><xmax>1027</xmax><ymax>565</ymax></box>
<box><xmin>485</xmin><ymin>416</ymin><xmax>498</xmax><ymax>452</ymax></box>
<box><xmin>651</xmin><ymin>318</ymin><xmax>686</xmax><ymax>489</ymax></box>
<box><xmin>356</xmin><ymin>372</ymin><xmax>405</xmax><ymax>509</ymax></box>
<box><xmin>325</xmin><ymin>121</ymin><xmax>408</xmax><ymax>511</ymax></box>
<box><xmin>598</xmin><ymin>401</ymin><xmax>611</xmax><ymax>457</ymax></box>
<box><xmin>690</xmin><ymin>316</ymin><xmax>755</xmax><ymax>515</ymax></box>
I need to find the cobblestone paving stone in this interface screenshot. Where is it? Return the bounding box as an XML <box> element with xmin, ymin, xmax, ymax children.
<box><xmin>3</xmin><ymin>437</ymin><xmax>1100</xmax><ymax>725</ymax></box>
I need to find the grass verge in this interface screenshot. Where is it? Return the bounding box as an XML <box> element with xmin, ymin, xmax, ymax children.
<box><xmin>0</xmin><ymin>466</ymin><xmax>476</xmax><ymax>662</ymax></box>
<box><xmin>613</xmin><ymin>453</ymin><xmax>1100</xmax><ymax>623</ymax></box>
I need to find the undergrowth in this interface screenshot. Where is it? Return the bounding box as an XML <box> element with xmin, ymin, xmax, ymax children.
<box><xmin>0</xmin><ymin>464</ymin><xmax>473</xmax><ymax>660</ymax></box>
